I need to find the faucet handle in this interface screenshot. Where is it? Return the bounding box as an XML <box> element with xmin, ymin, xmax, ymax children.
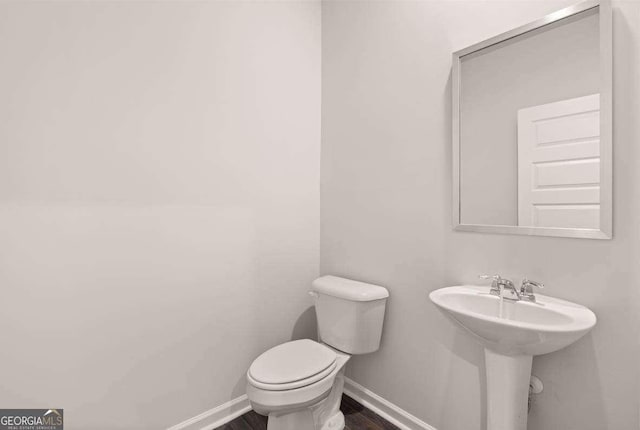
<box><xmin>480</xmin><ymin>274</ymin><xmax>503</xmax><ymax>296</ymax></box>
<box><xmin>520</xmin><ymin>278</ymin><xmax>544</xmax><ymax>302</ymax></box>
<box><xmin>521</xmin><ymin>278</ymin><xmax>544</xmax><ymax>290</ymax></box>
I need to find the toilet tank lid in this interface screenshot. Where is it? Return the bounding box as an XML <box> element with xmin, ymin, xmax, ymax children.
<box><xmin>312</xmin><ymin>276</ymin><xmax>389</xmax><ymax>301</ymax></box>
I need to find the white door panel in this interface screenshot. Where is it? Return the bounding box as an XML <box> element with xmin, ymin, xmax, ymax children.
<box><xmin>530</xmin><ymin>187</ymin><xmax>599</xmax><ymax>205</ymax></box>
<box><xmin>518</xmin><ymin>94</ymin><xmax>600</xmax><ymax>228</ymax></box>
<box><xmin>534</xmin><ymin>110</ymin><xmax>599</xmax><ymax>144</ymax></box>
<box><xmin>531</xmin><ymin>139</ymin><xmax>599</xmax><ymax>163</ymax></box>
<box><xmin>534</xmin><ymin>158</ymin><xmax>600</xmax><ymax>188</ymax></box>
<box><xmin>534</xmin><ymin>205</ymin><xmax>600</xmax><ymax>229</ymax></box>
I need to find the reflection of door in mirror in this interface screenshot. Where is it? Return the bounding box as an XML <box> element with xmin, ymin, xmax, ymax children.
<box><xmin>517</xmin><ymin>94</ymin><xmax>600</xmax><ymax>229</ymax></box>
<box><xmin>453</xmin><ymin>0</ymin><xmax>612</xmax><ymax>238</ymax></box>
<box><xmin>458</xmin><ymin>7</ymin><xmax>601</xmax><ymax>229</ymax></box>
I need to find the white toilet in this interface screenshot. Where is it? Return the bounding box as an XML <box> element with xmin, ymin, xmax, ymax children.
<box><xmin>246</xmin><ymin>275</ymin><xmax>389</xmax><ymax>430</ymax></box>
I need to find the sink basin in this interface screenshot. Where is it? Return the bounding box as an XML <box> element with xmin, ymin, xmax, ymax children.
<box><xmin>429</xmin><ymin>285</ymin><xmax>596</xmax><ymax>355</ymax></box>
<box><xmin>430</xmin><ymin>285</ymin><xmax>596</xmax><ymax>430</ymax></box>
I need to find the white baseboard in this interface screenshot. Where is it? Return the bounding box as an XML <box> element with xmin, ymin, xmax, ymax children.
<box><xmin>344</xmin><ymin>377</ymin><xmax>438</xmax><ymax>430</ymax></box>
<box><xmin>166</xmin><ymin>395</ymin><xmax>251</xmax><ymax>430</ymax></box>
<box><xmin>168</xmin><ymin>378</ymin><xmax>436</xmax><ymax>430</ymax></box>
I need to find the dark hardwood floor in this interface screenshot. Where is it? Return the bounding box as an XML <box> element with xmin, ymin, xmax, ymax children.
<box><xmin>218</xmin><ymin>394</ymin><xmax>400</xmax><ymax>430</ymax></box>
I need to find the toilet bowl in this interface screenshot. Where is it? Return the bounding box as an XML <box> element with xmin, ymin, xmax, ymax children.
<box><xmin>246</xmin><ymin>276</ymin><xmax>389</xmax><ymax>430</ymax></box>
<box><xmin>246</xmin><ymin>339</ymin><xmax>350</xmax><ymax>430</ymax></box>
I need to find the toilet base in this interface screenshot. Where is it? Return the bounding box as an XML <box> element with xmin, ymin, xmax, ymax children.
<box><xmin>320</xmin><ymin>411</ymin><xmax>344</xmax><ymax>430</ymax></box>
<box><xmin>266</xmin><ymin>410</ymin><xmax>344</xmax><ymax>430</ymax></box>
<box><xmin>267</xmin><ymin>408</ymin><xmax>314</xmax><ymax>430</ymax></box>
<box><xmin>250</xmin><ymin>347</ymin><xmax>350</xmax><ymax>430</ymax></box>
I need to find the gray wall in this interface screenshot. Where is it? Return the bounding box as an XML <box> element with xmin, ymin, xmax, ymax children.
<box><xmin>0</xmin><ymin>2</ymin><xmax>320</xmax><ymax>429</ymax></box>
<box><xmin>460</xmin><ymin>11</ymin><xmax>600</xmax><ymax>225</ymax></box>
<box><xmin>321</xmin><ymin>1</ymin><xmax>640</xmax><ymax>429</ymax></box>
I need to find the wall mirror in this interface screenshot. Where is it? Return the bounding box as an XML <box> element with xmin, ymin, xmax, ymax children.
<box><xmin>452</xmin><ymin>0</ymin><xmax>612</xmax><ymax>239</ymax></box>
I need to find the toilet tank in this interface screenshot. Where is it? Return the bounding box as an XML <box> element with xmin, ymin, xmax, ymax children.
<box><xmin>311</xmin><ymin>276</ymin><xmax>389</xmax><ymax>355</ymax></box>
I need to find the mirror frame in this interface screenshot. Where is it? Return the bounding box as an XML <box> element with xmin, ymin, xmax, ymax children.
<box><xmin>452</xmin><ymin>0</ymin><xmax>612</xmax><ymax>239</ymax></box>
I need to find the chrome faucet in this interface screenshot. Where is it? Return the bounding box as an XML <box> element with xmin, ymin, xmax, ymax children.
<box><xmin>479</xmin><ymin>274</ymin><xmax>544</xmax><ymax>302</ymax></box>
<box><xmin>520</xmin><ymin>278</ymin><xmax>544</xmax><ymax>302</ymax></box>
<box><xmin>479</xmin><ymin>274</ymin><xmax>521</xmax><ymax>300</ymax></box>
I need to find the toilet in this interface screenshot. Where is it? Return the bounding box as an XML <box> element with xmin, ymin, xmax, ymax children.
<box><xmin>246</xmin><ymin>275</ymin><xmax>389</xmax><ymax>430</ymax></box>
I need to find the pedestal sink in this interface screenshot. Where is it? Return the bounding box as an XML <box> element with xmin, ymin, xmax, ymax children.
<box><xmin>429</xmin><ymin>285</ymin><xmax>596</xmax><ymax>430</ymax></box>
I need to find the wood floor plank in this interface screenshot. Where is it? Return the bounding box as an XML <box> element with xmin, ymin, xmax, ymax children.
<box><xmin>343</xmin><ymin>395</ymin><xmax>400</xmax><ymax>430</ymax></box>
<box><xmin>239</xmin><ymin>411</ymin><xmax>268</xmax><ymax>430</ymax></box>
<box><xmin>218</xmin><ymin>394</ymin><xmax>398</xmax><ymax>430</ymax></box>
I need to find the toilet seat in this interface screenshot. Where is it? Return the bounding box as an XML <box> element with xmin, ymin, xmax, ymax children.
<box><xmin>246</xmin><ymin>350</ymin><xmax>350</xmax><ymax>417</ymax></box>
<box><xmin>248</xmin><ymin>339</ymin><xmax>337</xmax><ymax>391</ymax></box>
<box><xmin>248</xmin><ymin>360</ymin><xmax>337</xmax><ymax>391</ymax></box>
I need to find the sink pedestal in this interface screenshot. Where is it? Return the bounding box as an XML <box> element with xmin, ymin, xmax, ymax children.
<box><xmin>430</xmin><ymin>285</ymin><xmax>597</xmax><ymax>430</ymax></box>
<box><xmin>485</xmin><ymin>349</ymin><xmax>532</xmax><ymax>430</ymax></box>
